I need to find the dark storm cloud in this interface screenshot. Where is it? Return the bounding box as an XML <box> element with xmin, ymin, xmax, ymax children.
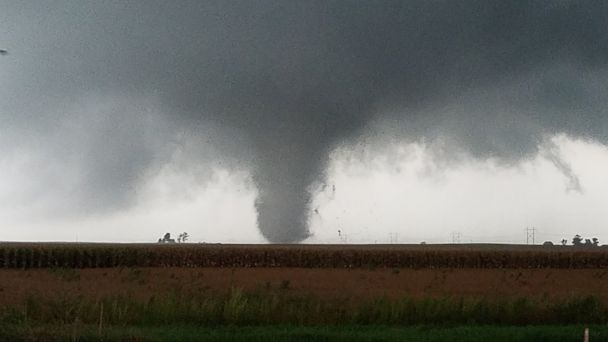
<box><xmin>1</xmin><ymin>1</ymin><xmax>607</xmax><ymax>241</ymax></box>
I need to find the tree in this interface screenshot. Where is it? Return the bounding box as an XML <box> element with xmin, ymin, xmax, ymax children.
<box><xmin>572</xmin><ymin>235</ymin><xmax>583</xmax><ymax>246</ymax></box>
<box><xmin>592</xmin><ymin>238</ymin><xmax>600</xmax><ymax>246</ymax></box>
<box><xmin>561</xmin><ymin>239</ymin><xmax>568</xmax><ymax>246</ymax></box>
<box><xmin>585</xmin><ymin>239</ymin><xmax>593</xmax><ymax>246</ymax></box>
<box><xmin>178</xmin><ymin>232</ymin><xmax>189</xmax><ymax>243</ymax></box>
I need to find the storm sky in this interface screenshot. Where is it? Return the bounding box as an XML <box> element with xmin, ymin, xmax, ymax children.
<box><xmin>1</xmin><ymin>1</ymin><xmax>608</xmax><ymax>243</ymax></box>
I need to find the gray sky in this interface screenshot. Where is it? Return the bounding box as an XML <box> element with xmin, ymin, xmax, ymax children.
<box><xmin>1</xmin><ymin>1</ymin><xmax>607</xmax><ymax>243</ymax></box>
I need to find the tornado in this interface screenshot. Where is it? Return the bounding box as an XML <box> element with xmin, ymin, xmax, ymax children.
<box><xmin>1</xmin><ymin>1</ymin><xmax>608</xmax><ymax>242</ymax></box>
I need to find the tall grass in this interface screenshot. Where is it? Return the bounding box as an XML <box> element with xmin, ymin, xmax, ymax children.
<box><xmin>2</xmin><ymin>290</ymin><xmax>607</xmax><ymax>327</ymax></box>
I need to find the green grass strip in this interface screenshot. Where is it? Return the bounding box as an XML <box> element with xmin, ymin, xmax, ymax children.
<box><xmin>1</xmin><ymin>324</ymin><xmax>606</xmax><ymax>342</ymax></box>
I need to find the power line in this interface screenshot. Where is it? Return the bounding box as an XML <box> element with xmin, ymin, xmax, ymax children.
<box><xmin>525</xmin><ymin>227</ymin><xmax>537</xmax><ymax>245</ymax></box>
<box><xmin>451</xmin><ymin>231</ymin><xmax>462</xmax><ymax>244</ymax></box>
<box><xmin>389</xmin><ymin>232</ymin><xmax>399</xmax><ymax>244</ymax></box>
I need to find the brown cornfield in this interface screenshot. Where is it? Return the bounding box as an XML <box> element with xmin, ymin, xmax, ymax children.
<box><xmin>0</xmin><ymin>243</ymin><xmax>607</xmax><ymax>269</ymax></box>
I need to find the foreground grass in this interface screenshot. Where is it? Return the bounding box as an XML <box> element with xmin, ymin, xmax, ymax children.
<box><xmin>0</xmin><ymin>324</ymin><xmax>605</xmax><ymax>341</ymax></box>
<box><xmin>4</xmin><ymin>289</ymin><xmax>608</xmax><ymax>327</ymax></box>
<box><xmin>3</xmin><ymin>288</ymin><xmax>608</xmax><ymax>340</ymax></box>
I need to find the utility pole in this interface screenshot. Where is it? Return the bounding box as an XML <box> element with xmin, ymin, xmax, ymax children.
<box><xmin>525</xmin><ymin>227</ymin><xmax>536</xmax><ymax>245</ymax></box>
<box><xmin>389</xmin><ymin>232</ymin><xmax>399</xmax><ymax>244</ymax></box>
<box><xmin>337</xmin><ymin>229</ymin><xmax>347</xmax><ymax>243</ymax></box>
<box><xmin>451</xmin><ymin>231</ymin><xmax>462</xmax><ymax>244</ymax></box>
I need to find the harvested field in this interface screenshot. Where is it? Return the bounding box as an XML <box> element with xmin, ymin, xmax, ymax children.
<box><xmin>2</xmin><ymin>267</ymin><xmax>608</xmax><ymax>306</ymax></box>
